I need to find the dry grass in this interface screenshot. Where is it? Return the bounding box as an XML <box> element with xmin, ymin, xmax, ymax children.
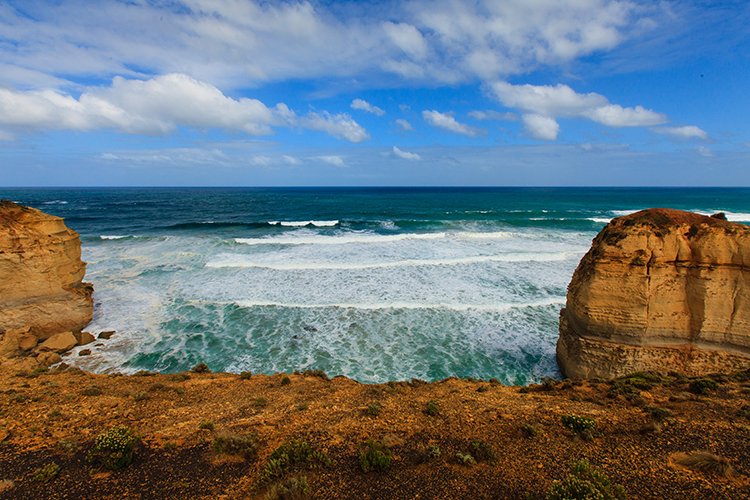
<box><xmin>672</xmin><ymin>451</ymin><xmax>734</xmax><ymax>477</ymax></box>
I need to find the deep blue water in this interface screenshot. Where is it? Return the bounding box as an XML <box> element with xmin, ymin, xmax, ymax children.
<box><xmin>3</xmin><ymin>187</ymin><xmax>749</xmax><ymax>383</ymax></box>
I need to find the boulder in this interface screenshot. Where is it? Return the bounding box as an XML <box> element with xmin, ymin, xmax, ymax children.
<box><xmin>38</xmin><ymin>332</ymin><xmax>78</xmax><ymax>353</ymax></box>
<box><xmin>98</xmin><ymin>330</ymin><xmax>116</xmax><ymax>340</ymax></box>
<box><xmin>36</xmin><ymin>351</ymin><xmax>62</xmax><ymax>367</ymax></box>
<box><xmin>0</xmin><ymin>201</ymin><xmax>93</xmax><ymax>341</ymax></box>
<box><xmin>76</xmin><ymin>331</ymin><xmax>96</xmax><ymax>346</ymax></box>
<box><xmin>558</xmin><ymin>208</ymin><xmax>750</xmax><ymax>379</ymax></box>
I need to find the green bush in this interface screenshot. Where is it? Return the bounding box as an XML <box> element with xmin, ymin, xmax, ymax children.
<box><xmin>562</xmin><ymin>415</ymin><xmax>596</xmax><ymax>436</ymax></box>
<box><xmin>31</xmin><ymin>462</ymin><xmax>60</xmax><ymax>483</ymax></box>
<box><xmin>213</xmin><ymin>433</ymin><xmax>260</xmax><ymax>461</ymax></box>
<box><xmin>264</xmin><ymin>476</ymin><xmax>310</xmax><ymax>500</ymax></box>
<box><xmin>281</xmin><ymin>376</ymin><xmax>291</xmax><ymax>386</ymax></box>
<box><xmin>169</xmin><ymin>373</ymin><xmax>191</xmax><ymax>382</ymax></box>
<box><xmin>689</xmin><ymin>378</ymin><xmax>719</xmax><ymax>394</ymax></box>
<box><xmin>239</xmin><ymin>371</ymin><xmax>253</xmax><ymax>380</ymax></box>
<box><xmin>469</xmin><ymin>440</ymin><xmax>496</xmax><ymax>463</ymax></box>
<box><xmin>191</xmin><ymin>362</ymin><xmax>210</xmax><ymax>373</ymax></box>
<box><xmin>199</xmin><ymin>420</ymin><xmax>215</xmax><ymax>431</ymax></box>
<box><xmin>455</xmin><ymin>452</ymin><xmax>476</xmax><ymax>466</ymax></box>
<box><xmin>260</xmin><ymin>440</ymin><xmax>330</xmax><ymax>482</ymax></box>
<box><xmin>547</xmin><ymin>460</ymin><xmax>626</xmax><ymax>500</ymax></box>
<box><xmin>359</xmin><ymin>439</ymin><xmax>391</xmax><ymax>473</ymax></box>
<box><xmin>365</xmin><ymin>403</ymin><xmax>381</xmax><ymax>417</ymax></box>
<box><xmin>424</xmin><ymin>400</ymin><xmax>440</xmax><ymax>416</ymax></box>
<box><xmin>87</xmin><ymin>426</ymin><xmax>139</xmax><ymax>470</ymax></box>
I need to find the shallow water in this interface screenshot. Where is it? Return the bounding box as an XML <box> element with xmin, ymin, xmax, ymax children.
<box><xmin>4</xmin><ymin>187</ymin><xmax>749</xmax><ymax>383</ymax></box>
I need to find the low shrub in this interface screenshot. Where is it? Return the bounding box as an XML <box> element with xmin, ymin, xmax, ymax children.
<box><xmin>295</xmin><ymin>369</ymin><xmax>329</xmax><ymax>381</ymax></box>
<box><xmin>562</xmin><ymin>415</ymin><xmax>596</xmax><ymax>439</ymax></box>
<box><xmin>264</xmin><ymin>476</ymin><xmax>310</xmax><ymax>500</ymax></box>
<box><xmin>191</xmin><ymin>363</ymin><xmax>210</xmax><ymax>373</ymax></box>
<box><xmin>169</xmin><ymin>373</ymin><xmax>191</xmax><ymax>382</ymax></box>
<box><xmin>359</xmin><ymin>439</ymin><xmax>391</xmax><ymax>473</ymax></box>
<box><xmin>239</xmin><ymin>371</ymin><xmax>253</xmax><ymax>380</ymax></box>
<box><xmin>424</xmin><ymin>400</ymin><xmax>440</xmax><ymax>416</ymax></box>
<box><xmin>260</xmin><ymin>440</ymin><xmax>330</xmax><ymax>482</ymax></box>
<box><xmin>643</xmin><ymin>406</ymin><xmax>672</xmax><ymax>422</ymax></box>
<box><xmin>133</xmin><ymin>392</ymin><xmax>149</xmax><ymax>402</ymax></box>
<box><xmin>547</xmin><ymin>460</ymin><xmax>625</xmax><ymax>500</ymax></box>
<box><xmin>281</xmin><ymin>376</ymin><xmax>291</xmax><ymax>386</ymax></box>
<box><xmin>469</xmin><ymin>440</ymin><xmax>496</xmax><ymax>463</ymax></box>
<box><xmin>689</xmin><ymin>378</ymin><xmax>719</xmax><ymax>394</ymax></box>
<box><xmin>213</xmin><ymin>433</ymin><xmax>260</xmax><ymax>461</ymax></box>
<box><xmin>365</xmin><ymin>403</ymin><xmax>381</xmax><ymax>417</ymax></box>
<box><xmin>199</xmin><ymin>421</ymin><xmax>215</xmax><ymax>431</ymax></box>
<box><xmin>455</xmin><ymin>452</ymin><xmax>476</xmax><ymax>466</ymax></box>
<box><xmin>520</xmin><ymin>423</ymin><xmax>539</xmax><ymax>438</ymax></box>
<box><xmin>87</xmin><ymin>426</ymin><xmax>139</xmax><ymax>470</ymax></box>
<box><xmin>80</xmin><ymin>386</ymin><xmax>103</xmax><ymax>397</ymax></box>
<box><xmin>31</xmin><ymin>462</ymin><xmax>60</xmax><ymax>483</ymax></box>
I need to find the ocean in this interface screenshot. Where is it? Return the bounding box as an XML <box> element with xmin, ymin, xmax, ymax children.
<box><xmin>3</xmin><ymin>187</ymin><xmax>750</xmax><ymax>384</ymax></box>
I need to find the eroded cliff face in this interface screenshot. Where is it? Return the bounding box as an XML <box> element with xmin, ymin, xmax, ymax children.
<box><xmin>0</xmin><ymin>200</ymin><xmax>93</xmax><ymax>353</ymax></box>
<box><xmin>558</xmin><ymin>208</ymin><xmax>750</xmax><ymax>379</ymax></box>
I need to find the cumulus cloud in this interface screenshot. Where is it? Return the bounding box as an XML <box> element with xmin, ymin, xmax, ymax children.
<box><xmin>654</xmin><ymin>125</ymin><xmax>708</xmax><ymax>140</ymax></box>
<box><xmin>0</xmin><ymin>73</ymin><xmax>368</xmax><ymax>142</ymax></box>
<box><xmin>351</xmin><ymin>98</ymin><xmax>385</xmax><ymax>116</ymax></box>
<box><xmin>422</xmin><ymin>110</ymin><xmax>481</xmax><ymax>137</ymax></box>
<box><xmin>392</xmin><ymin>146</ymin><xmax>421</xmax><ymax>160</ymax></box>
<box><xmin>395</xmin><ymin>118</ymin><xmax>414</xmax><ymax>131</ymax></box>
<box><xmin>315</xmin><ymin>155</ymin><xmax>346</xmax><ymax>167</ymax></box>
<box><xmin>0</xmin><ymin>1</ymin><xmax>660</xmax><ymax>89</ymax></box>
<box><xmin>490</xmin><ymin>81</ymin><xmax>666</xmax><ymax>139</ymax></box>
<box><xmin>522</xmin><ymin>114</ymin><xmax>560</xmax><ymax>141</ymax></box>
<box><xmin>468</xmin><ymin>110</ymin><xmax>517</xmax><ymax>121</ymax></box>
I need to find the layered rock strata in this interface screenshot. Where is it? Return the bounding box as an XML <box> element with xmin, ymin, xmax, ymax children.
<box><xmin>0</xmin><ymin>201</ymin><xmax>93</xmax><ymax>366</ymax></box>
<box><xmin>558</xmin><ymin>208</ymin><xmax>750</xmax><ymax>379</ymax></box>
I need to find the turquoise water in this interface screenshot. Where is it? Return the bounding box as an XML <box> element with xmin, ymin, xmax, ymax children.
<box><xmin>3</xmin><ymin>187</ymin><xmax>750</xmax><ymax>383</ymax></box>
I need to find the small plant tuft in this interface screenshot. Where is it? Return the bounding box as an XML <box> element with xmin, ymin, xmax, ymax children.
<box><xmin>455</xmin><ymin>452</ymin><xmax>476</xmax><ymax>466</ymax></box>
<box><xmin>424</xmin><ymin>400</ymin><xmax>440</xmax><ymax>416</ymax></box>
<box><xmin>562</xmin><ymin>415</ymin><xmax>596</xmax><ymax>440</ymax></box>
<box><xmin>359</xmin><ymin>439</ymin><xmax>391</xmax><ymax>473</ymax></box>
<box><xmin>87</xmin><ymin>426</ymin><xmax>139</xmax><ymax>470</ymax></box>
<box><xmin>213</xmin><ymin>433</ymin><xmax>260</xmax><ymax>461</ymax></box>
<box><xmin>689</xmin><ymin>378</ymin><xmax>719</xmax><ymax>394</ymax></box>
<box><xmin>31</xmin><ymin>462</ymin><xmax>60</xmax><ymax>483</ymax></box>
<box><xmin>547</xmin><ymin>460</ymin><xmax>626</xmax><ymax>500</ymax></box>
<box><xmin>191</xmin><ymin>362</ymin><xmax>210</xmax><ymax>373</ymax></box>
<box><xmin>80</xmin><ymin>386</ymin><xmax>103</xmax><ymax>397</ymax></box>
<box><xmin>199</xmin><ymin>420</ymin><xmax>215</xmax><ymax>431</ymax></box>
<box><xmin>239</xmin><ymin>371</ymin><xmax>253</xmax><ymax>380</ymax></box>
<box><xmin>260</xmin><ymin>440</ymin><xmax>331</xmax><ymax>483</ymax></box>
<box><xmin>169</xmin><ymin>373</ymin><xmax>190</xmax><ymax>382</ymax></box>
<box><xmin>365</xmin><ymin>403</ymin><xmax>382</xmax><ymax>417</ymax></box>
<box><xmin>281</xmin><ymin>376</ymin><xmax>291</xmax><ymax>386</ymax></box>
<box><xmin>469</xmin><ymin>440</ymin><xmax>496</xmax><ymax>463</ymax></box>
<box><xmin>643</xmin><ymin>405</ymin><xmax>672</xmax><ymax>422</ymax></box>
<box><xmin>521</xmin><ymin>423</ymin><xmax>539</xmax><ymax>438</ymax></box>
<box><xmin>673</xmin><ymin>451</ymin><xmax>734</xmax><ymax>477</ymax></box>
<box><xmin>264</xmin><ymin>476</ymin><xmax>310</xmax><ymax>500</ymax></box>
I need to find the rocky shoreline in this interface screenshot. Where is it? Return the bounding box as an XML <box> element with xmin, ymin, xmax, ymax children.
<box><xmin>2</xmin><ymin>201</ymin><xmax>750</xmax><ymax>498</ymax></box>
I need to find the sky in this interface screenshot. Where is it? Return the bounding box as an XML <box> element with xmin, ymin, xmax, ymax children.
<box><xmin>0</xmin><ymin>0</ymin><xmax>749</xmax><ymax>186</ymax></box>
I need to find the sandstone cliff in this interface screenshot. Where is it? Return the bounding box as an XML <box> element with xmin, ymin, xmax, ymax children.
<box><xmin>0</xmin><ymin>200</ymin><xmax>93</xmax><ymax>363</ymax></box>
<box><xmin>558</xmin><ymin>208</ymin><xmax>750</xmax><ymax>379</ymax></box>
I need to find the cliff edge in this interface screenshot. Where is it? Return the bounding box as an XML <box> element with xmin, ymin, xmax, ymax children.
<box><xmin>558</xmin><ymin>208</ymin><xmax>750</xmax><ymax>379</ymax></box>
<box><xmin>0</xmin><ymin>200</ymin><xmax>93</xmax><ymax>364</ymax></box>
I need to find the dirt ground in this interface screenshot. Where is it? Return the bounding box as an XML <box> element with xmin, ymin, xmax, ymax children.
<box><xmin>1</xmin><ymin>365</ymin><xmax>749</xmax><ymax>499</ymax></box>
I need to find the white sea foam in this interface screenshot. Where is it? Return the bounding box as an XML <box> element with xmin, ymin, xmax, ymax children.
<box><xmin>100</xmin><ymin>235</ymin><xmax>129</xmax><ymax>240</ymax></box>
<box><xmin>206</xmin><ymin>251</ymin><xmax>577</xmax><ymax>270</ymax></box>
<box><xmin>234</xmin><ymin>230</ymin><xmax>514</xmax><ymax>246</ymax></box>
<box><xmin>587</xmin><ymin>217</ymin><xmax>612</xmax><ymax>223</ymax></box>
<box><xmin>268</xmin><ymin>220</ymin><xmax>339</xmax><ymax>227</ymax></box>
<box><xmin>42</xmin><ymin>200</ymin><xmax>68</xmax><ymax>205</ymax></box>
<box><xmin>232</xmin><ymin>297</ymin><xmax>564</xmax><ymax>312</ymax></box>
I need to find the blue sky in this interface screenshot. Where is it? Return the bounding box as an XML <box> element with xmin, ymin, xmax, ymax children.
<box><xmin>0</xmin><ymin>0</ymin><xmax>749</xmax><ymax>186</ymax></box>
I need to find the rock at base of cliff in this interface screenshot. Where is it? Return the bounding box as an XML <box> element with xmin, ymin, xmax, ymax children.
<box><xmin>38</xmin><ymin>332</ymin><xmax>78</xmax><ymax>354</ymax></box>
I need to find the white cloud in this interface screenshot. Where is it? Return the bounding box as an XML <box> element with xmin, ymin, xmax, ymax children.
<box><xmin>522</xmin><ymin>114</ymin><xmax>560</xmax><ymax>141</ymax></box>
<box><xmin>351</xmin><ymin>98</ymin><xmax>385</xmax><ymax>116</ymax></box>
<box><xmin>392</xmin><ymin>146</ymin><xmax>421</xmax><ymax>160</ymax></box>
<box><xmin>654</xmin><ymin>125</ymin><xmax>708</xmax><ymax>140</ymax></box>
<box><xmin>315</xmin><ymin>155</ymin><xmax>346</xmax><ymax>167</ymax></box>
<box><xmin>395</xmin><ymin>118</ymin><xmax>414</xmax><ymax>131</ymax></box>
<box><xmin>298</xmin><ymin>111</ymin><xmax>369</xmax><ymax>143</ymax></box>
<box><xmin>490</xmin><ymin>81</ymin><xmax>666</xmax><ymax>139</ymax></box>
<box><xmin>0</xmin><ymin>1</ymin><xmax>660</xmax><ymax>89</ymax></box>
<box><xmin>99</xmin><ymin>147</ymin><xmax>232</xmax><ymax>166</ymax></box>
<box><xmin>0</xmin><ymin>73</ymin><xmax>368</xmax><ymax>142</ymax></box>
<box><xmin>422</xmin><ymin>110</ymin><xmax>481</xmax><ymax>137</ymax></box>
<box><xmin>697</xmin><ymin>146</ymin><xmax>713</xmax><ymax>157</ymax></box>
<box><xmin>468</xmin><ymin>110</ymin><xmax>517</xmax><ymax>121</ymax></box>
<box><xmin>281</xmin><ymin>155</ymin><xmax>301</xmax><ymax>165</ymax></box>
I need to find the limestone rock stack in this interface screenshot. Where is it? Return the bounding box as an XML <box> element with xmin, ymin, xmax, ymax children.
<box><xmin>557</xmin><ymin>208</ymin><xmax>750</xmax><ymax>379</ymax></box>
<box><xmin>0</xmin><ymin>200</ymin><xmax>93</xmax><ymax>366</ymax></box>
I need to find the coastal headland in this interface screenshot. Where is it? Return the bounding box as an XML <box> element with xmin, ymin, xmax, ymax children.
<box><xmin>0</xmin><ymin>201</ymin><xmax>749</xmax><ymax>499</ymax></box>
